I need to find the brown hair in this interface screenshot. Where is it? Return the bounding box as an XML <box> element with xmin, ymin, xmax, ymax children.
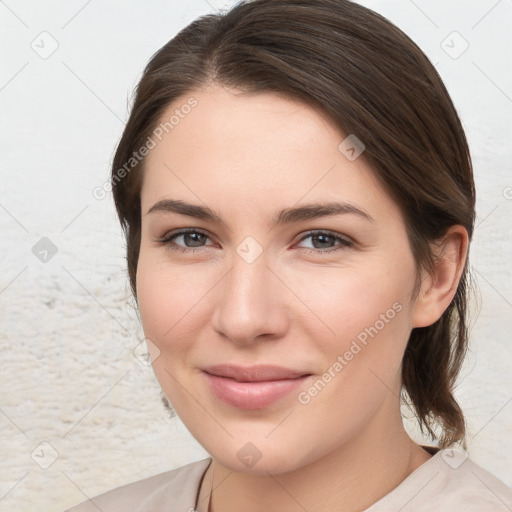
<box><xmin>111</xmin><ymin>0</ymin><xmax>475</xmax><ymax>448</ymax></box>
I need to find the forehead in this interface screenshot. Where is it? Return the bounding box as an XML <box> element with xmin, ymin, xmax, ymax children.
<box><xmin>141</xmin><ymin>85</ymin><xmax>399</xmax><ymax>224</ymax></box>
<box><xmin>146</xmin><ymin>85</ymin><xmax>342</xmax><ymax>167</ymax></box>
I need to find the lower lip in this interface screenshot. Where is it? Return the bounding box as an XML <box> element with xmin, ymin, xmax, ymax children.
<box><xmin>203</xmin><ymin>372</ymin><xmax>311</xmax><ymax>410</ymax></box>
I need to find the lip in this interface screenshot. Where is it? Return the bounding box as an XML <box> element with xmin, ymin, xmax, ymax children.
<box><xmin>201</xmin><ymin>364</ymin><xmax>312</xmax><ymax>409</ymax></box>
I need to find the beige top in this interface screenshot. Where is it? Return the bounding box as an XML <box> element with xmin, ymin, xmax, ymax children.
<box><xmin>64</xmin><ymin>447</ymin><xmax>512</xmax><ymax>511</ymax></box>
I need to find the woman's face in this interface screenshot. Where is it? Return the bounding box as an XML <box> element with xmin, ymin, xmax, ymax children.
<box><xmin>137</xmin><ymin>85</ymin><xmax>424</xmax><ymax>474</ymax></box>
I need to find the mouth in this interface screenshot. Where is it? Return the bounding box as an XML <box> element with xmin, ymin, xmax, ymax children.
<box><xmin>201</xmin><ymin>364</ymin><xmax>312</xmax><ymax>409</ymax></box>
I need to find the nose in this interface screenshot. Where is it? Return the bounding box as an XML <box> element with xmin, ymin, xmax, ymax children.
<box><xmin>211</xmin><ymin>251</ymin><xmax>290</xmax><ymax>345</ymax></box>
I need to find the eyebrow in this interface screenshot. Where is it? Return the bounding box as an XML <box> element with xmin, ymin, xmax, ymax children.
<box><xmin>146</xmin><ymin>199</ymin><xmax>374</xmax><ymax>225</ymax></box>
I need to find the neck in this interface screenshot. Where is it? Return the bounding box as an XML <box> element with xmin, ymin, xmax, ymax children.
<box><xmin>203</xmin><ymin>399</ymin><xmax>432</xmax><ymax>512</ymax></box>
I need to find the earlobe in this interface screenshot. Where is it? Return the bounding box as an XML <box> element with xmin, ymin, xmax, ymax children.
<box><xmin>412</xmin><ymin>225</ymin><xmax>469</xmax><ymax>328</ymax></box>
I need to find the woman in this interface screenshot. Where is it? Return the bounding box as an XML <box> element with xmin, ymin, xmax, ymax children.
<box><xmin>66</xmin><ymin>0</ymin><xmax>512</xmax><ymax>510</ymax></box>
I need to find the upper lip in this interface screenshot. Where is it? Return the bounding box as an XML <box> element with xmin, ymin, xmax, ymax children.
<box><xmin>202</xmin><ymin>364</ymin><xmax>311</xmax><ymax>382</ymax></box>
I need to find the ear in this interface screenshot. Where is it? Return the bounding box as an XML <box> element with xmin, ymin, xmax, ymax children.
<box><xmin>412</xmin><ymin>225</ymin><xmax>469</xmax><ymax>328</ymax></box>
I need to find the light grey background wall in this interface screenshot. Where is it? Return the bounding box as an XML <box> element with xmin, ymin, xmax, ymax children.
<box><xmin>1</xmin><ymin>1</ymin><xmax>511</xmax><ymax>511</ymax></box>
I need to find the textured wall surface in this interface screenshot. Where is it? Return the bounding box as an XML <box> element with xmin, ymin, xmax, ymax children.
<box><xmin>1</xmin><ymin>1</ymin><xmax>511</xmax><ymax>511</ymax></box>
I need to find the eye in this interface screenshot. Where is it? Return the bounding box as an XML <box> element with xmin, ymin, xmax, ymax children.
<box><xmin>156</xmin><ymin>228</ymin><xmax>354</xmax><ymax>255</ymax></box>
<box><xmin>295</xmin><ymin>230</ymin><xmax>353</xmax><ymax>254</ymax></box>
<box><xmin>156</xmin><ymin>228</ymin><xmax>215</xmax><ymax>253</ymax></box>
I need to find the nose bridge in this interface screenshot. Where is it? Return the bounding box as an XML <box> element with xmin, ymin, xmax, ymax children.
<box><xmin>212</xmin><ymin>245</ymin><xmax>288</xmax><ymax>343</ymax></box>
<box><xmin>230</xmin><ymin>247</ymin><xmax>270</xmax><ymax>303</ymax></box>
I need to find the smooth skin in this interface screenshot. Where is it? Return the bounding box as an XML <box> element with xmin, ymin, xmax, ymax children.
<box><xmin>136</xmin><ymin>84</ymin><xmax>469</xmax><ymax>512</ymax></box>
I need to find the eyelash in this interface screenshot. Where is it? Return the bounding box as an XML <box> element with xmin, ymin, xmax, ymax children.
<box><xmin>156</xmin><ymin>228</ymin><xmax>354</xmax><ymax>255</ymax></box>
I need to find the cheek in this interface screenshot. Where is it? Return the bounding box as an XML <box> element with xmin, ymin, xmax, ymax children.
<box><xmin>286</xmin><ymin>258</ymin><xmax>412</xmax><ymax>338</ymax></box>
<box><xmin>135</xmin><ymin>255</ymin><xmax>211</xmax><ymax>410</ymax></box>
<box><xmin>135</xmin><ymin>253</ymin><xmax>209</xmax><ymax>353</ymax></box>
<box><xmin>290</xmin><ymin>269</ymin><xmax>414</xmax><ymax>438</ymax></box>
<box><xmin>287</xmin><ymin>257</ymin><xmax>415</xmax><ymax>387</ymax></box>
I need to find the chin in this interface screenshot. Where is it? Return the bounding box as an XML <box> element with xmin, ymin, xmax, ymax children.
<box><xmin>205</xmin><ymin>435</ymin><xmax>323</xmax><ymax>476</ymax></box>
